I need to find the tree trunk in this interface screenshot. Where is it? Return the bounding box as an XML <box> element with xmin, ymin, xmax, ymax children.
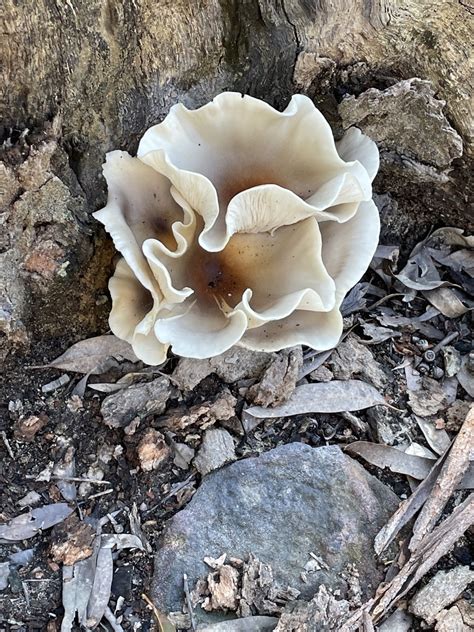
<box><xmin>1</xmin><ymin>0</ymin><xmax>473</xmax><ymax>359</ymax></box>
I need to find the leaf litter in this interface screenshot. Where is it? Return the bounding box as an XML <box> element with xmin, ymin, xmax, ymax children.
<box><xmin>4</xmin><ymin>224</ymin><xmax>473</xmax><ymax>630</ymax></box>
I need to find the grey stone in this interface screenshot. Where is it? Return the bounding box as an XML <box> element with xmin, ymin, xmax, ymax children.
<box><xmin>409</xmin><ymin>566</ymin><xmax>474</xmax><ymax>625</ymax></box>
<box><xmin>193</xmin><ymin>428</ymin><xmax>236</xmax><ymax>476</ymax></box>
<box><xmin>328</xmin><ymin>335</ymin><xmax>387</xmax><ymax>390</ymax></box>
<box><xmin>339</xmin><ymin>78</ymin><xmax>463</xmax><ymax>169</ymax></box>
<box><xmin>152</xmin><ymin>444</ymin><xmax>399</xmax><ymax>622</ymax></box>
<box><xmin>378</xmin><ymin>609</ymin><xmax>413</xmax><ymax>632</ymax></box>
<box><xmin>100</xmin><ymin>376</ymin><xmax>172</xmax><ymax>428</ymax></box>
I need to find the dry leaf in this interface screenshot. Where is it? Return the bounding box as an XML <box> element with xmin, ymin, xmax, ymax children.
<box><xmin>245</xmin><ymin>380</ymin><xmax>387</xmax><ymax>418</ymax></box>
<box><xmin>423</xmin><ymin>287</ymin><xmax>472</xmax><ymax>318</ymax></box>
<box><xmin>61</xmin><ymin>530</ymin><xmax>143</xmax><ymax>630</ymax></box>
<box><xmin>457</xmin><ymin>355</ymin><xmax>474</xmax><ymax>397</ymax></box>
<box><xmin>345</xmin><ymin>442</ymin><xmax>434</xmax><ymax>480</ymax></box>
<box><xmin>0</xmin><ymin>503</ymin><xmax>73</xmax><ymax>543</ymax></box>
<box><xmin>41</xmin><ymin>335</ymin><xmax>138</xmax><ymax>375</ymax></box>
<box><xmin>414</xmin><ymin>416</ymin><xmax>451</xmax><ymax>456</ymax></box>
<box><xmin>360</xmin><ymin>322</ymin><xmax>400</xmax><ymax>344</ymax></box>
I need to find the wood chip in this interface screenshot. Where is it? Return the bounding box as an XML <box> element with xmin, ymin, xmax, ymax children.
<box><xmin>409</xmin><ymin>404</ymin><xmax>473</xmax><ymax>551</ymax></box>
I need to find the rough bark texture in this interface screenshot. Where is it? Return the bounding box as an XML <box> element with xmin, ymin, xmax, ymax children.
<box><xmin>1</xmin><ymin>0</ymin><xmax>473</xmax><ymax>359</ymax></box>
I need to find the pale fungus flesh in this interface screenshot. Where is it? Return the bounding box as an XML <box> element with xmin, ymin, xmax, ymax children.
<box><xmin>94</xmin><ymin>92</ymin><xmax>380</xmax><ymax>361</ymax></box>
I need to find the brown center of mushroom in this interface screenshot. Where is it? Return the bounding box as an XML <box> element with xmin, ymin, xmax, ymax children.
<box><xmin>219</xmin><ymin>169</ymin><xmax>282</xmax><ymax>206</ymax></box>
<box><xmin>188</xmin><ymin>245</ymin><xmax>247</xmax><ymax>307</ymax></box>
<box><xmin>187</xmin><ymin>232</ymin><xmax>276</xmax><ymax>308</ymax></box>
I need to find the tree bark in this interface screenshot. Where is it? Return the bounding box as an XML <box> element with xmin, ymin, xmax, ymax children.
<box><xmin>1</xmin><ymin>0</ymin><xmax>473</xmax><ymax>358</ymax></box>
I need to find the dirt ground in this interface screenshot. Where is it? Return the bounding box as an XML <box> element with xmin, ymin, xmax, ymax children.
<box><xmin>1</xmin><ymin>225</ymin><xmax>473</xmax><ymax>631</ymax></box>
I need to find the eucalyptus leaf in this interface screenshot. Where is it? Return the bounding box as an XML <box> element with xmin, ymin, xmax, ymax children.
<box><xmin>38</xmin><ymin>335</ymin><xmax>138</xmax><ymax>374</ymax></box>
<box><xmin>246</xmin><ymin>380</ymin><xmax>387</xmax><ymax>418</ymax></box>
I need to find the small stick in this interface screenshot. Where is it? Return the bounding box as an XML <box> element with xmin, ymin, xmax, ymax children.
<box><xmin>183</xmin><ymin>573</ymin><xmax>196</xmax><ymax>631</ymax></box>
<box><xmin>432</xmin><ymin>331</ymin><xmax>459</xmax><ymax>354</ymax></box>
<box><xmin>88</xmin><ymin>489</ymin><xmax>114</xmax><ymax>500</ymax></box>
<box><xmin>0</xmin><ymin>431</ymin><xmax>14</xmax><ymax>458</ymax></box>
<box><xmin>25</xmin><ymin>474</ymin><xmax>111</xmax><ymax>485</ymax></box>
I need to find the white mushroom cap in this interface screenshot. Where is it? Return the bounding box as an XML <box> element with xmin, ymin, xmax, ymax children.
<box><xmin>94</xmin><ymin>93</ymin><xmax>380</xmax><ymax>361</ymax></box>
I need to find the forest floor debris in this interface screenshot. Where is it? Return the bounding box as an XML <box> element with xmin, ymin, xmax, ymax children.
<box><xmin>1</xmin><ymin>225</ymin><xmax>472</xmax><ymax>630</ymax></box>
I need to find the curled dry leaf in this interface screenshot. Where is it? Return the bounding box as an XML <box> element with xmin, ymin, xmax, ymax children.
<box><xmin>39</xmin><ymin>335</ymin><xmax>138</xmax><ymax>375</ymax></box>
<box><xmin>0</xmin><ymin>503</ymin><xmax>73</xmax><ymax>543</ymax></box>
<box><xmin>360</xmin><ymin>322</ymin><xmax>400</xmax><ymax>344</ymax></box>
<box><xmin>423</xmin><ymin>287</ymin><xmax>473</xmax><ymax>318</ymax></box>
<box><xmin>245</xmin><ymin>380</ymin><xmax>387</xmax><ymax>419</ymax></box>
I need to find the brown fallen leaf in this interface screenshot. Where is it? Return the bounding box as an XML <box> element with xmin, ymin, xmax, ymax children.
<box><xmin>245</xmin><ymin>380</ymin><xmax>388</xmax><ymax>418</ymax></box>
<box><xmin>35</xmin><ymin>335</ymin><xmax>138</xmax><ymax>374</ymax></box>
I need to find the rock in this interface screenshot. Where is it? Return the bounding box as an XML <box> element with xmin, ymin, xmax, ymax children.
<box><xmin>247</xmin><ymin>347</ymin><xmax>302</xmax><ymax>407</ymax></box>
<box><xmin>275</xmin><ymin>585</ymin><xmax>350</xmax><ymax>631</ymax></box>
<box><xmin>137</xmin><ymin>429</ymin><xmax>171</xmax><ymax>472</ymax></box>
<box><xmin>309</xmin><ymin>365</ymin><xmax>334</xmax><ymax>383</ymax></box>
<box><xmin>435</xmin><ymin>605</ymin><xmax>466</xmax><ymax>632</ymax></box>
<box><xmin>366</xmin><ymin>406</ymin><xmax>400</xmax><ymax>445</ymax></box>
<box><xmin>0</xmin><ymin>562</ymin><xmax>10</xmax><ymax>591</ymax></box>
<box><xmin>13</xmin><ymin>414</ymin><xmax>49</xmax><ymax>442</ymax></box>
<box><xmin>173</xmin><ymin>348</ymin><xmax>272</xmax><ymax>391</ymax></box>
<box><xmin>100</xmin><ymin>376</ymin><xmax>172</xmax><ymax>428</ymax></box>
<box><xmin>50</xmin><ymin>514</ymin><xmax>95</xmax><ymax>566</ymax></box>
<box><xmin>378</xmin><ymin>609</ymin><xmax>413</xmax><ymax>632</ymax></box>
<box><xmin>339</xmin><ymin>78</ymin><xmax>463</xmax><ymax>169</ymax></box>
<box><xmin>172</xmin><ymin>442</ymin><xmax>195</xmax><ymax>470</ymax></box>
<box><xmin>445</xmin><ymin>400</ymin><xmax>472</xmax><ymax>432</ymax></box>
<box><xmin>152</xmin><ymin>444</ymin><xmax>399</xmax><ymax>623</ymax></box>
<box><xmin>409</xmin><ymin>566</ymin><xmax>474</xmax><ymax>625</ymax></box>
<box><xmin>407</xmin><ymin>376</ymin><xmax>448</xmax><ymax>417</ymax></box>
<box><xmin>328</xmin><ymin>335</ymin><xmax>387</xmax><ymax>390</ymax></box>
<box><xmin>193</xmin><ymin>428</ymin><xmax>236</xmax><ymax>476</ymax></box>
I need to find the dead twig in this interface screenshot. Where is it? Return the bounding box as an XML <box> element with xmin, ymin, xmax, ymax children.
<box><xmin>183</xmin><ymin>573</ymin><xmax>196</xmax><ymax>631</ymax></box>
<box><xmin>0</xmin><ymin>431</ymin><xmax>14</xmax><ymax>459</ymax></box>
<box><xmin>409</xmin><ymin>404</ymin><xmax>473</xmax><ymax>551</ymax></box>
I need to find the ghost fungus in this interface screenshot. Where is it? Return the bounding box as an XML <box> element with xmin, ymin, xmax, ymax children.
<box><xmin>94</xmin><ymin>93</ymin><xmax>380</xmax><ymax>362</ymax></box>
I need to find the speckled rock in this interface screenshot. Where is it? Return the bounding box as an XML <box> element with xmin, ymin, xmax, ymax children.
<box><xmin>152</xmin><ymin>444</ymin><xmax>399</xmax><ymax>623</ymax></box>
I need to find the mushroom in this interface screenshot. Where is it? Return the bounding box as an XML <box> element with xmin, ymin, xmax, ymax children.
<box><xmin>94</xmin><ymin>93</ymin><xmax>379</xmax><ymax>361</ymax></box>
